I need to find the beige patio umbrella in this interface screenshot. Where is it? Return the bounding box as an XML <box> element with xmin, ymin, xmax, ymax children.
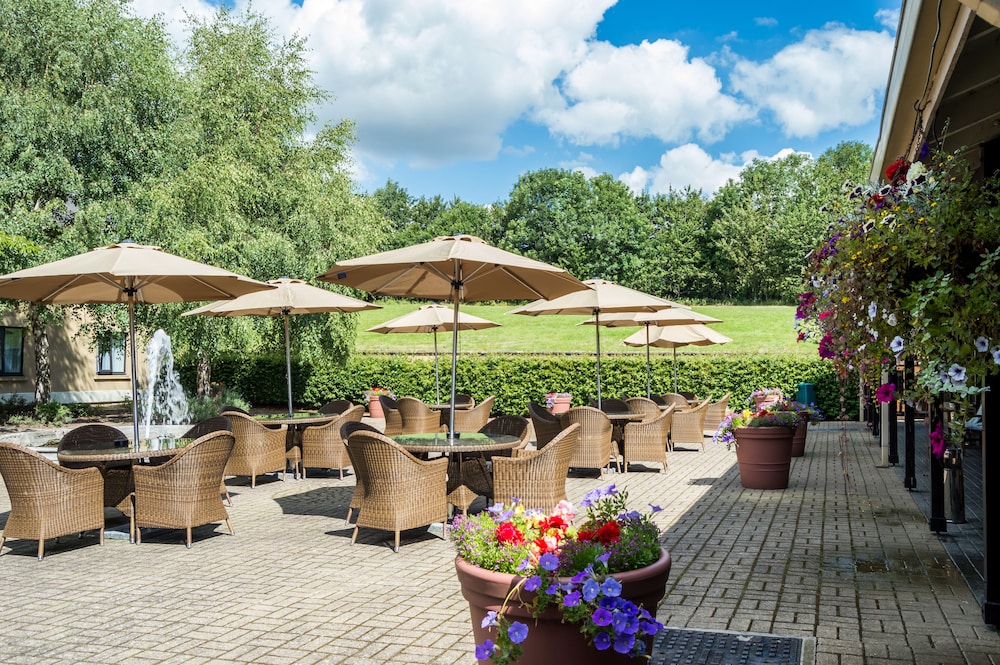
<box><xmin>581</xmin><ymin>308</ymin><xmax>723</xmax><ymax>397</ymax></box>
<box><xmin>0</xmin><ymin>242</ymin><xmax>275</xmax><ymax>447</ymax></box>
<box><xmin>508</xmin><ymin>279</ymin><xmax>684</xmax><ymax>406</ymax></box>
<box><xmin>183</xmin><ymin>278</ymin><xmax>381</xmax><ymax>417</ymax></box>
<box><xmin>318</xmin><ymin>234</ymin><xmax>586</xmax><ymax>435</ymax></box>
<box><xmin>366</xmin><ymin>304</ymin><xmax>500</xmax><ymax>405</ymax></box>
<box><xmin>622</xmin><ymin>323</ymin><xmax>733</xmax><ymax>393</ymax></box>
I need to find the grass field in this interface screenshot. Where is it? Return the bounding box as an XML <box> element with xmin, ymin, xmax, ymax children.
<box><xmin>352</xmin><ymin>303</ymin><xmax>812</xmax><ymax>356</ymax></box>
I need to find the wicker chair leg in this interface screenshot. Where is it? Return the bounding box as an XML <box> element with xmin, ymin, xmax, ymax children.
<box><xmin>339</xmin><ymin>467</ymin><xmax>344</xmax><ymax>480</ymax></box>
<box><xmin>37</xmin><ymin>539</ymin><xmax>44</xmax><ymax>561</ymax></box>
<box><xmin>1</xmin><ymin>535</ymin><xmax>6</xmax><ymax>554</ymax></box>
<box><xmin>251</xmin><ymin>474</ymin><xmax>257</xmax><ymax>489</ymax></box>
<box><xmin>394</xmin><ymin>531</ymin><xmax>400</xmax><ymax>553</ymax></box>
<box><xmin>185</xmin><ymin>527</ymin><xmax>193</xmax><ymax>549</ymax></box>
<box><xmin>225</xmin><ymin>518</ymin><xmax>234</xmax><ymax>535</ymax></box>
<box><xmin>351</xmin><ymin>526</ymin><xmax>359</xmax><ymax>544</ymax></box>
<box><xmin>99</xmin><ymin>528</ymin><xmax>104</xmax><ymax>546</ymax></box>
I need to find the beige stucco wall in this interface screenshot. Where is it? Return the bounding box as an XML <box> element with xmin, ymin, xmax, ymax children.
<box><xmin>0</xmin><ymin>309</ymin><xmax>135</xmax><ymax>404</ymax></box>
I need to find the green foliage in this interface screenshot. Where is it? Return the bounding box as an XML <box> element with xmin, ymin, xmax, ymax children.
<box><xmin>33</xmin><ymin>401</ymin><xmax>72</xmax><ymax>425</ymax></box>
<box><xmin>176</xmin><ymin>351</ymin><xmax>856</xmax><ymax>422</ymax></box>
<box><xmin>186</xmin><ymin>386</ymin><xmax>251</xmax><ymax>421</ymax></box>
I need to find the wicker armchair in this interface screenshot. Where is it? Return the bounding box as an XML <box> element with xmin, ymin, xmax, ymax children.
<box><xmin>625</xmin><ymin>397</ymin><xmax>661</xmax><ymax>422</ymax></box>
<box><xmin>301</xmin><ymin>405</ymin><xmax>365</xmax><ymax>478</ymax></box>
<box><xmin>219</xmin><ymin>405</ymin><xmax>250</xmax><ymax>416</ymax></box>
<box><xmin>592</xmin><ymin>397</ymin><xmax>630</xmax><ymax>414</ymax></box>
<box><xmin>0</xmin><ymin>441</ymin><xmax>105</xmax><ymax>560</ymax></box>
<box><xmin>670</xmin><ymin>399</ymin><xmax>710</xmax><ymax>451</ymax></box>
<box><xmin>339</xmin><ymin>421</ymin><xmax>383</xmax><ymax>522</ymax></box>
<box><xmin>318</xmin><ymin>399</ymin><xmax>354</xmax><ymax>415</ymax></box>
<box><xmin>223</xmin><ymin>412</ymin><xmax>288</xmax><ymax>488</ymax></box>
<box><xmin>378</xmin><ymin>396</ymin><xmax>403</xmax><ymax>437</ymax></box>
<box><xmin>527</xmin><ymin>401</ymin><xmax>562</xmax><ymax>449</ymax></box>
<box><xmin>661</xmin><ymin>393</ymin><xmax>691</xmax><ymax>410</ymax></box>
<box><xmin>58</xmin><ymin>424</ymin><xmax>132</xmax><ymax>513</ymax></box>
<box><xmin>344</xmin><ymin>430</ymin><xmax>449</xmax><ymax>552</ymax></box>
<box><xmin>454</xmin><ymin>394</ymin><xmax>475</xmax><ymax>409</ymax></box>
<box><xmin>446</xmin><ymin>415</ymin><xmax>532</xmax><ymax>514</ymax></box>
<box><xmin>560</xmin><ymin>406</ymin><xmax>619</xmax><ymax>475</ymax></box>
<box><xmin>449</xmin><ymin>396</ymin><xmax>494</xmax><ymax>433</ymax></box>
<box><xmin>492</xmin><ymin>424</ymin><xmax>579</xmax><ymax>510</ymax></box>
<box><xmin>130</xmin><ymin>431</ymin><xmax>235</xmax><ymax>548</ymax></box>
<box><xmin>621</xmin><ymin>407</ymin><xmax>674</xmax><ymax>473</ymax></box>
<box><xmin>182</xmin><ymin>416</ymin><xmax>232</xmax><ymax>439</ymax></box>
<box><xmin>396</xmin><ymin>397</ymin><xmax>445</xmax><ymax>434</ymax></box>
<box><xmin>703</xmin><ymin>394</ymin><xmax>732</xmax><ymax>437</ymax></box>
<box><xmin>649</xmin><ymin>394</ymin><xmax>668</xmax><ymax>407</ymax></box>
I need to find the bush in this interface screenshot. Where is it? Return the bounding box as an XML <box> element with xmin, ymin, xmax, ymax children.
<box><xmin>176</xmin><ymin>352</ymin><xmax>857</xmax><ymax>421</ymax></box>
<box><xmin>186</xmin><ymin>387</ymin><xmax>251</xmax><ymax>422</ymax></box>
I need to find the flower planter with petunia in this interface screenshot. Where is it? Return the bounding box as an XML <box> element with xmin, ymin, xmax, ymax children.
<box><xmin>715</xmin><ymin>409</ymin><xmax>801</xmax><ymax>489</ymax></box>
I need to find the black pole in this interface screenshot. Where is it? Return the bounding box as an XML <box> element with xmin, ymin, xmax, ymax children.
<box><xmin>983</xmin><ymin>373</ymin><xmax>1000</xmax><ymax>625</ymax></box>
<box><xmin>929</xmin><ymin>397</ymin><xmax>947</xmax><ymax>534</ymax></box>
<box><xmin>904</xmin><ymin>358</ymin><xmax>917</xmax><ymax>489</ymax></box>
<box><xmin>888</xmin><ymin>369</ymin><xmax>899</xmax><ymax>465</ymax></box>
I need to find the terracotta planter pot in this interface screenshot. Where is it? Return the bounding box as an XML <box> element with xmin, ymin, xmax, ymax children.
<box><xmin>734</xmin><ymin>426</ymin><xmax>794</xmax><ymax>489</ymax></box>
<box><xmin>455</xmin><ymin>548</ymin><xmax>672</xmax><ymax>664</ymax></box>
<box><xmin>753</xmin><ymin>394</ymin><xmax>781</xmax><ymax>409</ymax></box>
<box><xmin>548</xmin><ymin>395</ymin><xmax>572</xmax><ymax>414</ymax></box>
<box><xmin>790</xmin><ymin>422</ymin><xmax>807</xmax><ymax>457</ymax></box>
<box><xmin>367</xmin><ymin>399</ymin><xmax>384</xmax><ymax>419</ymax></box>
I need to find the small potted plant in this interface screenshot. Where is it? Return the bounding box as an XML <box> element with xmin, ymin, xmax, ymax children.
<box><xmin>770</xmin><ymin>399</ymin><xmax>824</xmax><ymax>457</ymax></box>
<box><xmin>449</xmin><ymin>486</ymin><xmax>670</xmax><ymax>664</ymax></box>
<box><xmin>747</xmin><ymin>388</ymin><xmax>784</xmax><ymax>410</ymax></box>
<box><xmin>714</xmin><ymin>408</ymin><xmax>801</xmax><ymax>489</ymax></box>
<box><xmin>362</xmin><ymin>387</ymin><xmax>395</xmax><ymax>418</ymax></box>
<box><xmin>544</xmin><ymin>392</ymin><xmax>572</xmax><ymax>414</ymax></box>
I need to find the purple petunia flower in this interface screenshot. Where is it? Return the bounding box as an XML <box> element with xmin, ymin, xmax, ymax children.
<box><xmin>582</xmin><ymin>579</ymin><xmax>601</xmax><ymax>602</ymax></box>
<box><xmin>563</xmin><ymin>591</ymin><xmax>581</xmax><ymax>607</ymax></box>
<box><xmin>977</xmin><ymin>336</ymin><xmax>990</xmax><ymax>353</ymax></box>
<box><xmin>649</xmin><ymin>503</ymin><xmax>663</xmax><ymax>513</ymax></box>
<box><xmin>596</xmin><ymin>551</ymin><xmax>612</xmax><ymax>566</ymax></box>
<box><xmin>592</xmin><ymin>607</ymin><xmax>613</xmax><ymax>627</ymax></box>
<box><xmin>481</xmin><ymin>610</ymin><xmax>498</xmax><ymax>629</ymax></box>
<box><xmin>524</xmin><ymin>576</ymin><xmax>541</xmax><ymax>592</ymax></box>
<box><xmin>948</xmin><ymin>363</ymin><xmax>967</xmax><ymax>385</ymax></box>
<box><xmin>593</xmin><ymin>631</ymin><xmax>612</xmax><ymax>650</ymax></box>
<box><xmin>601</xmin><ymin>578</ymin><xmax>623</xmax><ymax>597</ymax></box>
<box><xmin>614</xmin><ymin>633</ymin><xmax>636</xmax><ymax>654</ymax></box>
<box><xmin>539</xmin><ymin>553</ymin><xmax>558</xmax><ymax>571</ymax></box>
<box><xmin>868</xmin><ymin>302</ymin><xmax>877</xmax><ymax>319</ymax></box>
<box><xmin>475</xmin><ymin>640</ymin><xmax>495</xmax><ymax>660</ymax></box>
<box><xmin>992</xmin><ymin>346</ymin><xmax>1000</xmax><ymax>365</ymax></box>
<box><xmin>507</xmin><ymin>621</ymin><xmax>529</xmax><ymax>644</ymax></box>
<box><xmin>890</xmin><ymin>336</ymin><xmax>904</xmax><ymax>354</ymax></box>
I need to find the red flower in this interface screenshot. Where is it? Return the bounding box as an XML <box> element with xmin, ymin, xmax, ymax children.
<box><xmin>577</xmin><ymin>529</ymin><xmax>595</xmax><ymax>542</ymax></box>
<box><xmin>885</xmin><ymin>158</ymin><xmax>910</xmax><ymax>184</ymax></box>
<box><xmin>495</xmin><ymin>522</ymin><xmax>525</xmax><ymax>545</ymax></box>
<box><xmin>539</xmin><ymin>515</ymin><xmax>567</xmax><ymax>533</ymax></box>
<box><xmin>594</xmin><ymin>521</ymin><xmax>621</xmax><ymax>545</ymax></box>
<box><xmin>818</xmin><ymin>310</ymin><xmax>833</xmax><ymax>320</ymax></box>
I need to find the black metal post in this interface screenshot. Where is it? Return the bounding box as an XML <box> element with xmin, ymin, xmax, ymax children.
<box><xmin>904</xmin><ymin>358</ymin><xmax>916</xmax><ymax>489</ymax></box>
<box><xmin>888</xmin><ymin>369</ymin><xmax>899</xmax><ymax>464</ymax></box>
<box><xmin>929</xmin><ymin>397</ymin><xmax>947</xmax><ymax>533</ymax></box>
<box><xmin>983</xmin><ymin>373</ymin><xmax>1000</xmax><ymax>625</ymax></box>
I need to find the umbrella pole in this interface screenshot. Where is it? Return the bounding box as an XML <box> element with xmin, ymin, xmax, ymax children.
<box><xmin>284</xmin><ymin>312</ymin><xmax>293</xmax><ymax>417</ymax></box>
<box><xmin>646</xmin><ymin>322</ymin><xmax>652</xmax><ymax>398</ymax></box>
<box><xmin>449</xmin><ymin>262</ymin><xmax>461</xmax><ymax>436</ymax></box>
<box><xmin>433</xmin><ymin>327</ymin><xmax>440</xmax><ymax>405</ymax></box>
<box><xmin>128</xmin><ymin>294</ymin><xmax>141</xmax><ymax>451</ymax></box>
<box><xmin>673</xmin><ymin>347</ymin><xmax>678</xmax><ymax>393</ymax></box>
<box><xmin>594</xmin><ymin>309</ymin><xmax>602</xmax><ymax>409</ymax></box>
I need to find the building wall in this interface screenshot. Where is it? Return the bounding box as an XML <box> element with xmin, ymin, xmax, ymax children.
<box><xmin>0</xmin><ymin>309</ymin><xmax>136</xmax><ymax>404</ymax></box>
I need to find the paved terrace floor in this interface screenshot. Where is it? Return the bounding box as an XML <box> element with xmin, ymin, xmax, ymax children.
<box><xmin>2</xmin><ymin>421</ymin><xmax>999</xmax><ymax>664</ymax></box>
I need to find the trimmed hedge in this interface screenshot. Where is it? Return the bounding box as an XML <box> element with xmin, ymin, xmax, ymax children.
<box><xmin>177</xmin><ymin>352</ymin><xmax>858</xmax><ymax>422</ymax></box>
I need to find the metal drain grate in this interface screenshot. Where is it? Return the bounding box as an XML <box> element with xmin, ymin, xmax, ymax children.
<box><xmin>650</xmin><ymin>627</ymin><xmax>805</xmax><ymax>665</ymax></box>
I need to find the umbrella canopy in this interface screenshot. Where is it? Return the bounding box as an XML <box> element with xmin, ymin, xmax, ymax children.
<box><xmin>184</xmin><ymin>278</ymin><xmax>381</xmax><ymax>416</ymax></box>
<box><xmin>319</xmin><ymin>234</ymin><xmax>586</xmax><ymax>434</ymax></box>
<box><xmin>508</xmin><ymin>279</ymin><xmax>683</xmax><ymax>406</ymax></box>
<box><xmin>581</xmin><ymin>308</ymin><xmax>723</xmax><ymax>397</ymax></box>
<box><xmin>622</xmin><ymin>324</ymin><xmax>733</xmax><ymax>393</ymax></box>
<box><xmin>0</xmin><ymin>242</ymin><xmax>275</xmax><ymax>446</ymax></box>
<box><xmin>366</xmin><ymin>304</ymin><xmax>500</xmax><ymax>404</ymax></box>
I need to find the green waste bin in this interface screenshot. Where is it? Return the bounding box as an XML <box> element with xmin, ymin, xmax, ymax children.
<box><xmin>797</xmin><ymin>382</ymin><xmax>816</xmax><ymax>405</ymax></box>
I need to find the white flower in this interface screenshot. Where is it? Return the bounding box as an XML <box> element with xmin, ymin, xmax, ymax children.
<box><xmin>906</xmin><ymin>161</ymin><xmax>927</xmax><ymax>183</ymax></box>
<box><xmin>868</xmin><ymin>302</ymin><xmax>877</xmax><ymax>319</ymax></box>
<box><xmin>886</xmin><ymin>313</ymin><xmax>898</xmax><ymax>327</ymax></box>
<box><xmin>890</xmin><ymin>336</ymin><xmax>905</xmax><ymax>354</ymax></box>
<box><xmin>948</xmin><ymin>364</ymin><xmax>967</xmax><ymax>385</ymax></box>
<box><xmin>976</xmin><ymin>336</ymin><xmax>990</xmax><ymax>353</ymax></box>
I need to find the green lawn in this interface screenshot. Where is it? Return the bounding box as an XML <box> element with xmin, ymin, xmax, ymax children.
<box><xmin>352</xmin><ymin>303</ymin><xmax>812</xmax><ymax>356</ymax></box>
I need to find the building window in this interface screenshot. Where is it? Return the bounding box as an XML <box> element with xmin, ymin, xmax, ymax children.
<box><xmin>1</xmin><ymin>327</ymin><xmax>24</xmax><ymax>375</ymax></box>
<box><xmin>97</xmin><ymin>335</ymin><xmax>126</xmax><ymax>375</ymax></box>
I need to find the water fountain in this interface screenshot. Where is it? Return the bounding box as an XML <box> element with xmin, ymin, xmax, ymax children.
<box><xmin>141</xmin><ymin>329</ymin><xmax>189</xmax><ymax>441</ymax></box>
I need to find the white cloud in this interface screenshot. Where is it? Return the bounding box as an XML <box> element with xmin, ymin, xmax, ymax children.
<box><xmin>729</xmin><ymin>23</ymin><xmax>894</xmax><ymax>137</ymax></box>
<box><xmin>620</xmin><ymin>144</ymin><xmax>809</xmax><ymax>196</ymax></box>
<box><xmin>536</xmin><ymin>39</ymin><xmax>752</xmax><ymax>146</ymax></box>
<box><xmin>755</xmin><ymin>17</ymin><xmax>778</xmax><ymax>27</ymax></box>
<box><xmin>876</xmin><ymin>8</ymin><xmax>900</xmax><ymax>31</ymax></box>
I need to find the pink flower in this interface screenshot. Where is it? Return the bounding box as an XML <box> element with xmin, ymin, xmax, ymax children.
<box><xmin>875</xmin><ymin>383</ymin><xmax>895</xmax><ymax>403</ymax></box>
<box><xmin>929</xmin><ymin>422</ymin><xmax>946</xmax><ymax>459</ymax></box>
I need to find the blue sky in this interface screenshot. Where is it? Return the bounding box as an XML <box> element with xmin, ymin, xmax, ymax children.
<box><xmin>131</xmin><ymin>0</ymin><xmax>900</xmax><ymax>204</ymax></box>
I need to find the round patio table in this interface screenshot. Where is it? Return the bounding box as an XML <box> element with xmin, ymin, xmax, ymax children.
<box><xmin>57</xmin><ymin>437</ymin><xmax>193</xmax><ymax>464</ymax></box>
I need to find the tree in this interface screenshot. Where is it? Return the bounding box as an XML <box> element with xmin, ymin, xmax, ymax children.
<box><xmin>637</xmin><ymin>187</ymin><xmax>711</xmax><ymax>300</ymax></box>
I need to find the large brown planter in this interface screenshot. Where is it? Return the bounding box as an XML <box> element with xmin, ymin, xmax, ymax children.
<box><xmin>455</xmin><ymin>548</ymin><xmax>672</xmax><ymax>664</ymax></box>
<box><xmin>734</xmin><ymin>426</ymin><xmax>794</xmax><ymax>489</ymax></box>
<box><xmin>790</xmin><ymin>422</ymin><xmax>807</xmax><ymax>457</ymax></box>
<box><xmin>548</xmin><ymin>395</ymin><xmax>572</xmax><ymax>414</ymax></box>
